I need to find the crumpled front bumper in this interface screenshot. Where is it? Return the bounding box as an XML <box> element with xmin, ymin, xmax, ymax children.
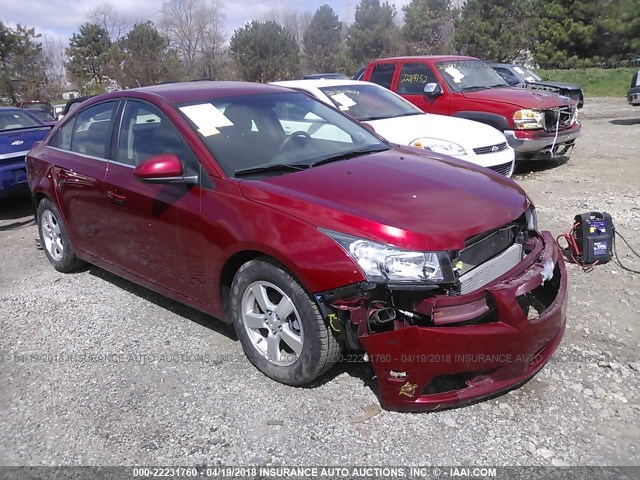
<box><xmin>504</xmin><ymin>123</ymin><xmax>581</xmax><ymax>159</ymax></box>
<box><xmin>355</xmin><ymin>231</ymin><xmax>567</xmax><ymax>412</ymax></box>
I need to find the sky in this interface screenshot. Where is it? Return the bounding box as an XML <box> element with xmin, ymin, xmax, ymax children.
<box><xmin>3</xmin><ymin>0</ymin><xmax>412</xmax><ymax>46</ymax></box>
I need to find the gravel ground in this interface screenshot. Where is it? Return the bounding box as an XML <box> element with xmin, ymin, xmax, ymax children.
<box><xmin>0</xmin><ymin>97</ymin><xmax>639</xmax><ymax>467</ymax></box>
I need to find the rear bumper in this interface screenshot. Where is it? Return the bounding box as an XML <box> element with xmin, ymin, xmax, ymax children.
<box><xmin>504</xmin><ymin>123</ymin><xmax>581</xmax><ymax>159</ymax></box>
<box><xmin>354</xmin><ymin>231</ymin><xmax>567</xmax><ymax>412</ymax></box>
<box><xmin>0</xmin><ymin>158</ymin><xmax>29</xmax><ymax>198</ymax></box>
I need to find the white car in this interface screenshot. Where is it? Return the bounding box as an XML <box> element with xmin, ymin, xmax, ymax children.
<box><xmin>272</xmin><ymin>79</ymin><xmax>516</xmax><ymax>177</ymax></box>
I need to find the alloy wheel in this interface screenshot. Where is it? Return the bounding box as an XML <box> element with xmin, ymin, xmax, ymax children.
<box><xmin>241</xmin><ymin>281</ymin><xmax>304</xmax><ymax>366</ymax></box>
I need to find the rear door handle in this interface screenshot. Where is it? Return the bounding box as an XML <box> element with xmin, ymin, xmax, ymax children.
<box><xmin>106</xmin><ymin>190</ymin><xmax>127</xmax><ymax>205</ymax></box>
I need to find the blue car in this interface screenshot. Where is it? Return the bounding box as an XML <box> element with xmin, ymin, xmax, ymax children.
<box><xmin>0</xmin><ymin>107</ymin><xmax>51</xmax><ymax>199</ymax></box>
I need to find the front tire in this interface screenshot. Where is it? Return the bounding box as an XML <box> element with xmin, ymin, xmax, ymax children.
<box><xmin>37</xmin><ymin>198</ymin><xmax>84</xmax><ymax>272</ymax></box>
<box><xmin>230</xmin><ymin>258</ymin><xmax>340</xmax><ymax>386</ymax></box>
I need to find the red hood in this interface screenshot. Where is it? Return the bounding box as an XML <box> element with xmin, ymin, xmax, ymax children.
<box><xmin>462</xmin><ymin>87</ymin><xmax>575</xmax><ymax>109</ymax></box>
<box><xmin>238</xmin><ymin>148</ymin><xmax>529</xmax><ymax>251</ymax></box>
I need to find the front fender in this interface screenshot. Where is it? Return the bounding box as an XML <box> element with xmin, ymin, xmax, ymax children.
<box><xmin>453</xmin><ymin>111</ymin><xmax>509</xmax><ymax>131</ymax></box>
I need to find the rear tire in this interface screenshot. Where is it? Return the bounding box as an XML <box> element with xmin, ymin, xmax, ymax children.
<box><xmin>37</xmin><ymin>198</ymin><xmax>85</xmax><ymax>272</ymax></box>
<box><xmin>230</xmin><ymin>258</ymin><xmax>340</xmax><ymax>386</ymax></box>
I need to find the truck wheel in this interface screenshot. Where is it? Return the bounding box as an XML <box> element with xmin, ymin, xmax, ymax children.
<box><xmin>230</xmin><ymin>258</ymin><xmax>340</xmax><ymax>386</ymax></box>
<box><xmin>37</xmin><ymin>198</ymin><xmax>85</xmax><ymax>272</ymax></box>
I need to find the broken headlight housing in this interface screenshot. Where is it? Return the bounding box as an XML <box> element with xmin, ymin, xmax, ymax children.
<box><xmin>513</xmin><ymin>109</ymin><xmax>544</xmax><ymax>130</ymax></box>
<box><xmin>321</xmin><ymin>229</ymin><xmax>454</xmax><ymax>284</ymax></box>
<box><xmin>525</xmin><ymin>203</ymin><xmax>538</xmax><ymax>230</ymax></box>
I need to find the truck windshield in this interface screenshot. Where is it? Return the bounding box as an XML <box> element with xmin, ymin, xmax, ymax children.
<box><xmin>319</xmin><ymin>83</ymin><xmax>423</xmax><ymax>121</ymax></box>
<box><xmin>512</xmin><ymin>66</ymin><xmax>542</xmax><ymax>83</ymax></box>
<box><xmin>436</xmin><ymin>60</ymin><xmax>508</xmax><ymax>92</ymax></box>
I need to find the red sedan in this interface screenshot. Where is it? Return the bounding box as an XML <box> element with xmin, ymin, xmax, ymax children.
<box><xmin>27</xmin><ymin>81</ymin><xmax>567</xmax><ymax>411</ymax></box>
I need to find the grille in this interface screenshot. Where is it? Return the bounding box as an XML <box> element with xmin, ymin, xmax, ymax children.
<box><xmin>488</xmin><ymin>161</ymin><xmax>513</xmax><ymax>177</ymax></box>
<box><xmin>473</xmin><ymin>142</ymin><xmax>509</xmax><ymax>155</ymax></box>
<box><xmin>459</xmin><ymin>243</ymin><xmax>524</xmax><ymax>294</ymax></box>
<box><xmin>543</xmin><ymin>106</ymin><xmax>576</xmax><ymax>132</ymax></box>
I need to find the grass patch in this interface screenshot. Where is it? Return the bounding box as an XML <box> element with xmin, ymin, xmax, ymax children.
<box><xmin>536</xmin><ymin>68</ymin><xmax>637</xmax><ymax>98</ymax></box>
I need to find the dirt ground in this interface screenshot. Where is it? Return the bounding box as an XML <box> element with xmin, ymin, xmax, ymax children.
<box><xmin>0</xmin><ymin>97</ymin><xmax>639</xmax><ymax>467</ymax></box>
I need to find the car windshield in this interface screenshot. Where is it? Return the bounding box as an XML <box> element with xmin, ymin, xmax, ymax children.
<box><xmin>512</xmin><ymin>65</ymin><xmax>542</xmax><ymax>82</ymax></box>
<box><xmin>318</xmin><ymin>83</ymin><xmax>423</xmax><ymax>121</ymax></box>
<box><xmin>179</xmin><ymin>92</ymin><xmax>388</xmax><ymax>177</ymax></box>
<box><xmin>0</xmin><ymin>110</ymin><xmax>42</xmax><ymax>131</ymax></box>
<box><xmin>436</xmin><ymin>60</ymin><xmax>508</xmax><ymax>92</ymax></box>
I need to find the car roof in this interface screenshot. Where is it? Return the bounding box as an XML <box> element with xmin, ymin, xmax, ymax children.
<box><xmin>374</xmin><ymin>55</ymin><xmax>479</xmax><ymax>63</ymax></box>
<box><xmin>272</xmin><ymin>79</ymin><xmax>377</xmax><ymax>89</ymax></box>
<box><xmin>0</xmin><ymin>107</ymin><xmax>21</xmax><ymax>111</ymax></box>
<box><xmin>106</xmin><ymin>80</ymin><xmax>293</xmax><ymax>104</ymax></box>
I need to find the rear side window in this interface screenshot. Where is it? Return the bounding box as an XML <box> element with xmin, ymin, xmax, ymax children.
<box><xmin>369</xmin><ymin>63</ymin><xmax>396</xmax><ymax>89</ymax></box>
<box><xmin>69</xmin><ymin>102</ymin><xmax>116</xmax><ymax>158</ymax></box>
<box><xmin>49</xmin><ymin>117</ymin><xmax>76</xmax><ymax>150</ymax></box>
<box><xmin>397</xmin><ymin>63</ymin><xmax>438</xmax><ymax>94</ymax></box>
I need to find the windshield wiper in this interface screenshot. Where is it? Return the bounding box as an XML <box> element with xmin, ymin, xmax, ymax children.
<box><xmin>360</xmin><ymin>112</ymin><xmax>421</xmax><ymax>121</ymax></box>
<box><xmin>234</xmin><ymin>163</ymin><xmax>310</xmax><ymax>177</ymax></box>
<box><xmin>459</xmin><ymin>86</ymin><xmax>488</xmax><ymax>92</ymax></box>
<box><xmin>310</xmin><ymin>146</ymin><xmax>389</xmax><ymax>168</ymax></box>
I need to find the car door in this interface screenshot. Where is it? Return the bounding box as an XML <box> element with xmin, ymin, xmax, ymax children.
<box><xmin>395</xmin><ymin>61</ymin><xmax>451</xmax><ymax>115</ymax></box>
<box><xmin>46</xmin><ymin>101</ymin><xmax>117</xmax><ymax>259</ymax></box>
<box><xmin>100</xmin><ymin>99</ymin><xmax>210</xmax><ymax>304</ymax></box>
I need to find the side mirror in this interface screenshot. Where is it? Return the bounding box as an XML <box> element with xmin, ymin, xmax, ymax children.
<box><xmin>133</xmin><ymin>154</ymin><xmax>198</xmax><ymax>185</ymax></box>
<box><xmin>423</xmin><ymin>83</ymin><xmax>442</xmax><ymax>97</ymax></box>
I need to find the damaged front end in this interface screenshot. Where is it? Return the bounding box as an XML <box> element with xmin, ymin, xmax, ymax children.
<box><xmin>315</xmin><ymin>219</ymin><xmax>568</xmax><ymax>412</ymax></box>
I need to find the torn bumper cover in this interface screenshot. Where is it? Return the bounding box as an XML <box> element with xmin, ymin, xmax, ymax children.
<box><xmin>324</xmin><ymin>231</ymin><xmax>567</xmax><ymax>412</ymax></box>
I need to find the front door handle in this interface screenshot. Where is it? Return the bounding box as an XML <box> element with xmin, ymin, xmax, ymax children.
<box><xmin>106</xmin><ymin>190</ymin><xmax>127</xmax><ymax>205</ymax></box>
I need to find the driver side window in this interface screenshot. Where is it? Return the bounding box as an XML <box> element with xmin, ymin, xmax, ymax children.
<box><xmin>397</xmin><ymin>63</ymin><xmax>438</xmax><ymax>94</ymax></box>
<box><xmin>117</xmin><ymin>101</ymin><xmax>195</xmax><ymax>167</ymax></box>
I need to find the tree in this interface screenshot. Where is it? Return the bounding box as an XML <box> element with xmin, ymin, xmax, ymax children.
<box><xmin>107</xmin><ymin>22</ymin><xmax>180</xmax><ymax>88</ymax></box>
<box><xmin>532</xmin><ymin>0</ymin><xmax>602</xmax><ymax>66</ymax></box>
<box><xmin>41</xmin><ymin>37</ymin><xmax>67</xmax><ymax>99</ymax></box>
<box><xmin>0</xmin><ymin>22</ymin><xmax>18</xmax><ymax>102</ymax></box>
<box><xmin>263</xmin><ymin>7</ymin><xmax>313</xmax><ymax>48</ymax></box>
<box><xmin>66</xmin><ymin>23</ymin><xmax>112</xmax><ymax>92</ymax></box>
<box><xmin>402</xmin><ymin>0</ymin><xmax>454</xmax><ymax>54</ymax></box>
<box><xmin>89</xmin><ymin>3</ymin><xmax>131</xmax><ymax>41</ymax></box>
<box><xmin>303</xmin><ymin>5</ymin><xmax>343</xmax><ymax>72</ymax></box>
<box><xmin>161</xmin><ymin>0</ymin><xmax>226</xmax><ymax>79</ymax></box>
<box><xmin>453</xmin><ymin>0</ymin><xmax>532</xmax><ymax>63</ymax></box>
<box><xmin>0</xmin><ymin>24</ymin><xmax>50</xmax><ymax>102</ymax></box>
<box><xmin>347</xmin><ymin>0</ymin><xmax>403</xmax><ymax>66</ymax></box>
<box><xmin>598</xmin><ymin>0</ymin><xmax>640</xmax><ymax>61</ymax></box>
<box><xmin>230</xmin><ymin>21</ymin><xmax>300</xmax><ymax>82</ymax></box>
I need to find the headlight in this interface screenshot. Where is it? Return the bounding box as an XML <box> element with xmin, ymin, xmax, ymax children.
<box><xmin>525</xmin><ymin>203</ymin><xmax>538</xmax><ymax>230</ymax></box>
<box><xmin>513</xmin><ymin>109</ymin><xmax>544</xmax><ymax>130</ymax></box>
<box><xmin>321</xmin><ymin>229</ymin><xmax>453</xmax><ymax>284</ymax></box>
<box><xmin>410</xmin><ymin>138</ymin><xmax>466</xmax><ymax>156</ymax></box>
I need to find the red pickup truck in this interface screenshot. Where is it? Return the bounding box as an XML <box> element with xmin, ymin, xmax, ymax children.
<box><xmin>361</xmin><ymin>56</ymin><xmax>581</xmax><ymax>161</ymax></box>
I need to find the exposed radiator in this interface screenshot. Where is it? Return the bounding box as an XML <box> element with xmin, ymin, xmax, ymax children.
<box><xmin>459</xmin><ymin>243</ymin><xmax>523</xmax><ymax>294</ymax></box>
